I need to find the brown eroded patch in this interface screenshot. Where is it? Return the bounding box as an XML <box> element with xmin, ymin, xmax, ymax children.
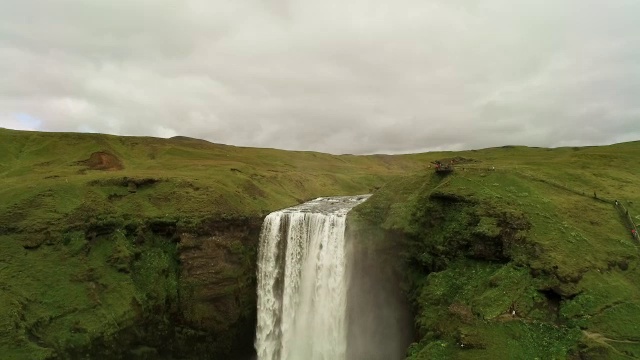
<box><xmin>79</xmin><ymin>151</ymin><xmax>124</xmax><ymax>171</ymax></box>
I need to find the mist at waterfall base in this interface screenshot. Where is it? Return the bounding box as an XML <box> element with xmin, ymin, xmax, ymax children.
<box><xmin>254</xmin><ymin>196</ymin><xmax>412</xmax><ymax>360</ymax></box>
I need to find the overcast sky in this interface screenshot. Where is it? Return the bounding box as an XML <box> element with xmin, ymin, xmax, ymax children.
<box><xmin>1</xmin><ymin>0</ymin><xmax>639</xmax><ymax>154</ymax></box>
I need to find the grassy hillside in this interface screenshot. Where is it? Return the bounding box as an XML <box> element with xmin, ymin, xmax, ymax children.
<box><xmin>0</xmin><ymin>128</ymin><xmax>433</xmax><ymax>234</ymax></box>
<box><xmin>0</xmin><ymin>128</ymin><xmax>435</xmax><ymax>359</ymax></box>
<box><xmin>1</xmin><ymin>127</ymin><xmax>639</xmax><ymax>359</ymax></box>
<box><xmin>351</xmin><ymin>141</ymin><xmax>640</xmax><ymax>359</ymax></box>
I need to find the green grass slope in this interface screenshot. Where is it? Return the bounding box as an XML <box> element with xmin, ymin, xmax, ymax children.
<box><xmin>351</xmin><ymin>141</ymin><xmax>640</xmax><ymax>359</ymax></box>
<box><xmin>0</xmin><ymin>128</ymin><xmax>433</xmax><ymax>233</ymax></box>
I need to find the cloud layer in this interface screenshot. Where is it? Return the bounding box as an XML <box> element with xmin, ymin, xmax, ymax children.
<box><xmin>1</xmin><ymin>0</ymin><xmax>639</xmax><ymax>154</ymax></box>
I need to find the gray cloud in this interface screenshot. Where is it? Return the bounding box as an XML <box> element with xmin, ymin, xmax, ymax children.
<box><xmin>1</xmin><ymin>0</ymin><xmax>639</xmax><ymax>154</ymax></box>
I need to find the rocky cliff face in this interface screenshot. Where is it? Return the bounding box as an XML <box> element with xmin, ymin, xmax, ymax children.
<box><xmin>0</xmin><ymin>217</ymin><xmax>263</xmax><ymax>360</ymax></box>
<box><xmin>176</xmin><ymin>219</ymin><xmax>262</xmax><ymax>359</ymax></box>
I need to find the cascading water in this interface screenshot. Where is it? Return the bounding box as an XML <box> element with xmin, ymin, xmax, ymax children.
<box><xmin>254</xmin><ymin>195</ymin><xmax>370</xmax><ymax>360</ymax></box>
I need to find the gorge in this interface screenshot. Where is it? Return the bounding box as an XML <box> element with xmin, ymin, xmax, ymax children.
<box><xmin>255</xmin><ymin>195</ymin><xmax>412</xmax><ymax>360</ymax></box>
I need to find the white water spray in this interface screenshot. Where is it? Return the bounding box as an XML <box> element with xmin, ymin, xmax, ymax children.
<box><xmin>255</xmin><ymin>195</ymin><xmax>370</xmax><ymax>360</ymax></box>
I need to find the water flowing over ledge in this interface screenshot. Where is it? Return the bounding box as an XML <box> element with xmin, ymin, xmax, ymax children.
<box><xmin>254</xmin><ymin>195</ymin><xmax>370</xmax><ymax>360</ymax></box>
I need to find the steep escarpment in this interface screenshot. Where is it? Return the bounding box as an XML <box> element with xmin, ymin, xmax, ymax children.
<box><xmin>350</xmin><ymin>165</ymin><xmax>640</xmax><ymax>359</ymax></box>
<box><xmin>0</xmin><ymin>216</ymin><xmax>262</xmax><ymax>359</ymax></box>
<box><xmin>177</xmin><ymin>219</ymin><xmax>262</xmax><ymax>358</ymax></box>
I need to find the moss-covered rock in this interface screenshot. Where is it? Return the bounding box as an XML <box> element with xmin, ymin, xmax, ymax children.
<box><xmin>0</xmin><ymin>219</ymin><xmax>260</xmax><ymax>360</ymax></box>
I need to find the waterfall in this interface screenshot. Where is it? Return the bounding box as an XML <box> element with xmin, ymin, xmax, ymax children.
<box><xmin>255</xmin><ymin>195</ymin><xmax>370</xmax><ymax>360</ymax></box>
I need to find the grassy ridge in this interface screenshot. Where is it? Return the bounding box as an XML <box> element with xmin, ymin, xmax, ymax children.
<box><xmin>0</xmin><ymin>128</ymin><xmax>438</xmax><ymax>232</ymax></box>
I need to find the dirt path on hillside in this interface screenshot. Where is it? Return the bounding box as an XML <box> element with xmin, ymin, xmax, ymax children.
<box><xmin>583</xmin><ymin>330</ymin><xmax>640</xmax><ymax>344</ymax></box>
